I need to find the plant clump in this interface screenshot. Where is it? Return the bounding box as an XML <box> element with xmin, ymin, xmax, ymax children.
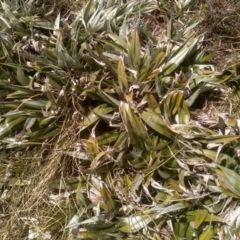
<box><xmin>1</xmin><ymin>0</ymin><xmax>240</xmax><ymax>239</ymax></box>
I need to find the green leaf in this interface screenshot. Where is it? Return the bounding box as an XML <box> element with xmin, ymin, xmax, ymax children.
<box><xmin>94</xmin><ymin>44</ymin><xmax>118</xmax><ymax>77</ymax></box>
<box><xmin>16</xmin><ymin>66</ymin><xmax>30</xmax><ymax>86</ymax></box>
<box><xmin>40</xmin><ymin>128</ymin><xmax>60</xmax><ymax>139</ymax></box>
<box><xmin>186</xmin><ymin>211</ymin><xmax>225</xmax><ymax>223</ymax></box>
<box><xmin>194</xmin><ymin>209</ymin><xmax>208</xmax><ymax>228</ymax></box>
<box><xmin>186</xmin><ymin>223</ymin><xmax>194</xmax><ymax>240</ymax></box>
<box><xmin>120</xmin><ymin>102</ymin><xmax>142</xmax><ymax>149</ymax></box>
<box><xmin>216</xmin><ymin>166</ymin><xmax>240</xmax><ymax>198</ymax></box>
<box><xmin>199</xmin><ymin>226</ymin><xmax>215</xmax><ymax>240</ymax></box>
<box><xmin>78</xmin><ymin>104</ymin><xmax>114</xmax><ymax>131</ymax></box>
<box><xmin>0</xmin><ymin>117</ymin><xmax>26</xmax><ymax>138</ymax></box>
<box><xmin>120</xmin><ymin>102</ymin><xmax>152</xmax><ymax>149</ymax></box>
<box><xmin>160</xmin><ymin>90</ymin><xmax>190</xmax><ymax>124</ymax></box>
<box><xmin>118</xmin><ymin>56</ymin><xmax>128</xmax><ymax>93</ymax></box>
<box><xmin>128</xmin><ymin>29</ymin><xmax>140</xmax><ymax>69</ymax></box>
<box><xmin>139</xmin><ymin>109</ymin><xmax>175</xmax><ymax>140</ymax></box>
<box><xmin>198</xmin><ymin>135</ymin><xmax>239</xmax><ymax>144</ymax></box>
<box><xmin>83</xmin><ymin>0</ymin><xmax>94</xmax><ymax>25</ymax></box>
<box><xmin>97</xmin><ymin>87</ymin><xmax>120</xmax><ymax>107</ymax></box>
<box><xmin>100</xmin><ymin>184</ymin><xmax>116</xmax><ymax>213</ymax></box>
<box><xmin>163</xmin><ymin>36</ymin><xmax>199</xmax><ymax>76</ymax></box>
<box><xmin>97</xmin><ymin>130</ymin><xmax>119</xmax><ymax>145</ymax></box>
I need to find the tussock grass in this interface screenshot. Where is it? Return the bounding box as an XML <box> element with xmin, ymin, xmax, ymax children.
<box><xmin>1</xmin><ymin>0</ymin><xmax>240</xmax><ymax>239</ymax></box>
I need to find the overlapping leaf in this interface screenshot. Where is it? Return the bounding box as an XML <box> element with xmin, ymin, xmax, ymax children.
<box><xmin>1</xmin><ymin>0</ymin><xmax>240</xmax><ymax>239</ymax></box>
